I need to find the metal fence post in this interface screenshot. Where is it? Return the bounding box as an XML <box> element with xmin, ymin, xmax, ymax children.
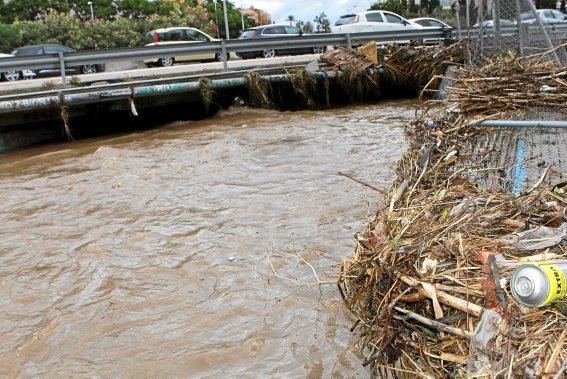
<box><xmin>221</xmin><ymin>40</ymin><xmax>228</xmax><ymax>71</ymax></box>
<box><xmin>514</xmin><ymin>0</ymin><xmax>524</xmax><ymax>56</ymax></box>
<box><xmin>59</xmin><ymin>52</ymin><xmax>67</xmax><ymax>88</ymax></box>
<box><xmin>479</xmin><ymin>0</ymin><xmax>485</xmax><ymax>53</ymax></box>
<box><xmin>493</xmin><ymin>0</ymin><xmax>502</xmax><ymax>50</ymax></box>
<box><xmin>455</xmin><ymin>1</ymin><xmax>462</xmax><ymax>40</ymax></box>
<box><xmin>346</xmin><ymin>34</ymin><xmax>352</xmax><ymax>50</ymax></box>
<box><xmin>527</xmin><ymin>0</ymin><xmax>563</xmax><ymax>65</ymax></box>
<box><xmin>465</xmin><ymin>0</ymin><xmax>470</xmax><ymax>39</ymax></box>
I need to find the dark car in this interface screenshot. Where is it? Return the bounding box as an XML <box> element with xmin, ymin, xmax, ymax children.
<box><xmin>236</xmin><ymin>24</ymin><xmax>326</xmax><ymax>59</ymax></box>
<box><xmin>11</xmin><ymin>44</ymin><xmax>105</xmax><ymax>77</ymax></box>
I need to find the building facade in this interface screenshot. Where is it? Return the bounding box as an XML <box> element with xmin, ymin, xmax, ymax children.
<box><xmin>240</xmin><ymin>6</ymin><xmax>272</xmax><ymax>25</ymax></box>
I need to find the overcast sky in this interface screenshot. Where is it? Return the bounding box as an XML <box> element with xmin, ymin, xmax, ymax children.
<box><xmin>240</xmin><ymin>0</ymin><xmax>377</xmax><ymax>24</ymax></box>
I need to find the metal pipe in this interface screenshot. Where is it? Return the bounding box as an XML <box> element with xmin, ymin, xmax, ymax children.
<box><xmin>0</xmin><ymin>64</ymin><xmax>309</xmax><ymax>102</ymax></box>
<box><xmin>479</xmin><ymin>120</ymin><xmax>567</xmax><ymax>128</ymax></box>
<box><xmin>0</xmin><ymin>74</ymin><xmax>297</xmax><ymax>113</ymax></box>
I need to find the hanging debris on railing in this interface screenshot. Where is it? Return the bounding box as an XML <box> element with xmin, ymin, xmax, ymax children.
<box><xmin>320</xmin><ymin>43</ymin><xmax>377</xmax><ymax>74</ymax></box>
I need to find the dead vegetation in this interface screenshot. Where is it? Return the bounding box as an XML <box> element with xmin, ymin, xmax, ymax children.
<box><xmin>238</xmin><ymin>43</ymin><xmax>467</xmax><ymax>110</ymax></box>
<box><xmin>338</xmin><ymin>51</ymin><xmax>567</xmax><ymax>377</ymax></box>
<box><xmin>423</xmin><ymin>51</ymin><xmax>567</xmax><ymax>119</ymax></box>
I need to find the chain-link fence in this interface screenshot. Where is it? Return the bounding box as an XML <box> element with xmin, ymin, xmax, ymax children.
<box><xmin>455</xmin><ymin>0</ymin><xmax>567</xmax><ymax>64</ymax></box>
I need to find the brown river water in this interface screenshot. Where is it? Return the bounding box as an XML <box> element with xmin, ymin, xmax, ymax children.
<box><xmin>0</xmin><ymin>101</ymin><xmax>413</xmax><ymax>378</ymax></box>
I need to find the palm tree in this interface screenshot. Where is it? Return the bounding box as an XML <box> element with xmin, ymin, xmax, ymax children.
<box><xmin>286</xmin><ymin>15</ymin><xmax>295</xmax><ymax>25</ymax></box>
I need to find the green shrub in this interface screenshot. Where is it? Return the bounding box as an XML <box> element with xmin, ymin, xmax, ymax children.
<box><xmin>0</xmin><ymin>8</ymin><xmax>215</xmax><ymax>53</ymax></box>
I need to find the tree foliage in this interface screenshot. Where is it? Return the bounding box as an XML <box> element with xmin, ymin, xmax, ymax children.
<box><xmin>369</xmin><ymin>0</ymin><xmax>441</xmax><ymax>18</ymax></box>
<box><xmin>313</xmin><ymin>12</ymin><xmax>330</xmax><ymax>33</ymax></box>
<box><xmin>201</xmin><ymin>0</ymin><xmax>254</xmax><ymax>39</ymax></box>
<box><xmin>0</xmin><ymin>10</ymin><xmax>215</xmax><ymax>53</ymax></box>
<box><xmin>0</xmin><ymin>0</ymin><xmax>217</xmax><ymax>23</ymax></box>
<box><xmin>295</xmin><ymin>20</ymin><xmax>314</xmax><ymax>33</ymax></box>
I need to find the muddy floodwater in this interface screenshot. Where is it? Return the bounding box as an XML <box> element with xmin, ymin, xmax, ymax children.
<box><xmin>0</xmin><ymin>101</ymin><xmax>413</xmax><ymax>377</ymax></box>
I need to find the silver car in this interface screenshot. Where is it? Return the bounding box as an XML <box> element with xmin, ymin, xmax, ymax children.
<box><xmin>519</xmin><ymin>9</ymin><xmax>567</xmax><ymax>24</ymax></box>
<box><xmin>0</xmin><ymin>53</ymin><xmax>36</xmax><ymax>81</ymax></box>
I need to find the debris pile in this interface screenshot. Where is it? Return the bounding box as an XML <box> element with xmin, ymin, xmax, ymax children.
<box><xmin>338</xmin><ymin>53</ymin><xmax>567</xmax><ymax>377</ymax></box>
<box><xmin>378</xmin><ymin>43</ymin><xmax>467</xmax><ymax>90</ymax></box>
<box><xmin>321</xmin><ymin>43</ymin><xmax>378</xmax><ymax>74</ymax></box>
<box><xmin>320</xmin><ymin>42</ymin><xmax>467</xmax><ymax>91</ymax></box>
<box><xmin>424</xmin><ymin>52</ymin><xmax>567</xmax><ymax>119</ymax></box>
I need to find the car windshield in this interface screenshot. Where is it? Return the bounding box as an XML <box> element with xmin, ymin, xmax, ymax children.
<box><xmin>335</xmin><ymin>15</ymin><xmax>355</xmax><ymax>26</ymax></box>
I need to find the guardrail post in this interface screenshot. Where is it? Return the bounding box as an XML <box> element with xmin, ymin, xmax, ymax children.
<box><xmin>443</xmin><ymin>27</ymin><xmax>453</xmax><ymax>45</ymax></box>
<box><xmin>346</xmin><ymin>34</ymin><xmax>352</xmax><ymax>50</ymax></box>
<box><xmin>346</xmin><ymin>33</ymin><xmax>352</xmax><ymax>50</ymax></box>
<box><xmin>59</xmin><ymin>52</ymin><xmax>67</xmax><ymax>88</ymax></box>
<box><xmin>221</xmin><ymin>40</ymin><xmax>228</xmax><ymax>71</ymax></box>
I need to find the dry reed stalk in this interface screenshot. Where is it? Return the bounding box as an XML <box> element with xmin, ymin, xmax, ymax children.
<box><xmin>339</xmin><ymin>50</ymin><xmax>567</xmax><ymax>377</ymax></box>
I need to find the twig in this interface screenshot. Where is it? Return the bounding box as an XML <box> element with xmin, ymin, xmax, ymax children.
<box><xmin>400</xmin><ymin>276</ymin><xmax>483</xmax><ymax>317</ymax></box>
<box><xmin>526</xmin><ymin>165</ymin><xmax>550</xmax><ymax>195</ymax></box>
<box><xmin>337</xmin><ymin>171</ymin><xmax>387</xmax><ymax>194</ymax></box>
<box><xmin>394</xmin><ymin>307</ymin><xmax>472</xmax><ymax>338</ymax></box>
<box><xmin>489</xmin><ymin>254</ymin><xmax>507</xmax><ymax>309</ymax></box>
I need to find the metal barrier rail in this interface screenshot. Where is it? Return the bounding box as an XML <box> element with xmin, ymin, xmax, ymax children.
<box><xmin>0</xmin><ymin>24</ymin><xmax>564</xmax><ymax>81</ymax></box>
<box><xmin>0</xmin><ymin>28</ymin><xmax>451</xmax><ymax>72</ymax></box>
<box><xmin>462</xmin><ymin>23</ymin><xmax>567</xmax><ymax>39</ymax></box>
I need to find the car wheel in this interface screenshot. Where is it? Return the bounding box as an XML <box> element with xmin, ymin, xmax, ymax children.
<box><xmin>158</xmin><ymin>57</ymin><xmax>175</xmax><ymax>67</ymax></box>
<box><xmin>215</xmin><ymin>53</ymin><xmax>230</xmax><ymax>62</ymax></box>
<box><xmin>80</xmin><ymin>64</ymin><xmax>98</xmax><ymax>74</ymax></box>
<box><xmin>262</xmin><ymin>49</ymin><xmax>276</xmax><ymax>58</ymax></box>
<box><xmin>2</xmin><ymin>70</ymin><xmax>21</xmax><ymax>81</ymax></box>
<box><xmin>312</xmin><ymin>46</ymin><xmax>326</xmax><ymax>54</ymax></box>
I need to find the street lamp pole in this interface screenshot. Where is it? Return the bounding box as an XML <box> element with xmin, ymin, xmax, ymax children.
<box><xmin>87</xmin><ymin>1</ymin><xmax>94</xmax><ymax>23</ymax></box>
<box><xmin>240</xmin><ymin>1</ymin><xmax>245</xmax><ymax>31</ymax></box>
<box><xmin>213</xmin><ymin>0</ymin><xmax>220</xmax><ymax>38</ymax></box>
<box><xmin>222</xmin><ymin>0</ymin><xmax>230</xmax><ymax>40</ymax></box>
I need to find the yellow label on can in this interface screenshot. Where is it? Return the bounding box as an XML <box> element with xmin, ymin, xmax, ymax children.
<box><xmin>540</xmin><ymin>264</ymin><xmax>567</xmax><ymax>305</ymax></box>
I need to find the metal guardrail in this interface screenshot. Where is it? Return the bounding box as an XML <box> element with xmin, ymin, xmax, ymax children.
<box><xmin>463</xmin><ymin>23</ymin><xmax>567</xmax><ymax>36</ymax></box>
<box><xmin>0</xmin><ymin>28</ymin><xmax>451</xmax><ymax>72</ymax></box>
<box><xmin>0</xmin><ymin>24</ymin><xmax>564</xmax><ymax>79</ymax></box>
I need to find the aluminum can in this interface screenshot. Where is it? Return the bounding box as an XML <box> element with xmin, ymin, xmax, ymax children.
<box><xmin>510</xmin><ymin>262</ymin><xmax>567</xmax><ymax>307</ymax></box>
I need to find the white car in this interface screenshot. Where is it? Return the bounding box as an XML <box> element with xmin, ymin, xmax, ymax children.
<box><xmin>144</xmin><ymin>27</ymin><xmax>231</xmax><ymax>67</ymax></box>
<box><xmin>0</xmin><ymin>53</ymin><xmax>36</xmax><ymax>81</ymax></box>
<box><xmin>519</xmin><ymin>9</ymin><xmax>567</xmax><ymax>24</ymax></box>
<box><xmin>331</xmin><ymin>10</ymin><xmax>419</xmax><ymax>34</ymax></box>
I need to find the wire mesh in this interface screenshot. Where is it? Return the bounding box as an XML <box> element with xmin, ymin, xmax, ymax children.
<box><xmin>455</xmin><ymin>0</ymin><xmax>567</xmax><ymax>64</ymax></box>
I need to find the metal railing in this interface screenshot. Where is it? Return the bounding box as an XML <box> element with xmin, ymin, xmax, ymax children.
<box><xmin>0</xmin><ymin>28</ymin><xmax>451</xmax><ymax>73</ymax></box>
<box><xmin>0</xmin><ymin>24</ymin><xmax>564</xmax><ymax>79</ymax></box>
